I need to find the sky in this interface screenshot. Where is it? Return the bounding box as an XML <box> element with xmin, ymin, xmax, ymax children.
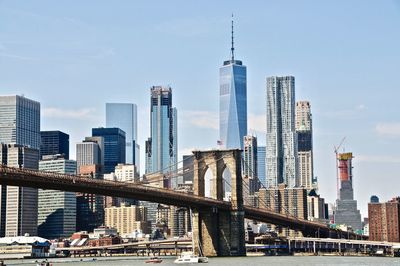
<box><xmin>1</xmin><ymin>0</ymin><xmax>400</xmax><ymax>217</ymax></box>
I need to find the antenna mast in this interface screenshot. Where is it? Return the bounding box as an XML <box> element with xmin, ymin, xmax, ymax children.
<box><xmin>231</xmin><ymin>14</ymin><xmax>235</xmax><ymax>62</ymax></box>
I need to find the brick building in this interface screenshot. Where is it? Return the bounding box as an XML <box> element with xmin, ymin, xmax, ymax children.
<box><xmin>368</xmin><ymin>196</ymin><xmax>400</xmax><ymax>242</ymax></box>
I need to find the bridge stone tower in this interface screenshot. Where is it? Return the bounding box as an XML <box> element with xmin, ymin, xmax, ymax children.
<box><xmin>192</xmin><ymin>149</ymin><xmax>246</xmax><ymax>257</ymax></box>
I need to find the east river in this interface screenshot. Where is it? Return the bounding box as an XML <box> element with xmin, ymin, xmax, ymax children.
<box><xmin>2</xmin><ymin>256</ymin><xmax>400</xmax><ymax>266</ymax></box>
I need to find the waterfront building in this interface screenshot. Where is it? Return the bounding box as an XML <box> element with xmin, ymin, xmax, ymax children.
<box><xmin>368</xmin><ymin>196</ymin><xmax>400</xmax><ymax>242</ymax></box>
<box><xmin>219</xmin><ymin>18</ymin><xmax>247</xmax><ymax>150</ymax></box>
<box><xmin>92</xmin><ymin>127</ymin><xmax>126</xmax><ymax>174</ymax></box>
<box><xmin>145</xmin><ymin>86</ymin><xmax>178</xmax><ymax>187</ymax></box>
<box><xmin>40</xmin><ymin>131</ymin><xmax>69</xmax><ymax>159</ymax></box>
<box><xmin>38</xmin><ymin>155</ymin><xmax>77</xmax><ymax>239</ymax></box>
<box><xmin>334</xmin><ymin>152</ymin><xmax>362</xmax><ymax>231</ymax></box>
<box><xmin>105</xmin><ymin>204</ymin><xmax>149</xmax><ymax>235</ymax></box>
<box><xmin>266</xmin><ymin>76</ymin><xmax>298</xmax><ymax>188</ymax></box>
<box><xmin>106</xmin><ymin>103</ymin><xmax>139</xmax><ymax>168</ymax></box>
<box><xmin>243</xmin><ymin>135</ymin><xmax>258</xmax><ymax>195</ymax></box>
<box><xmin>295</xmin><ymin>101</ymin><xmax>314</xmax><ymax>191</ymax></box>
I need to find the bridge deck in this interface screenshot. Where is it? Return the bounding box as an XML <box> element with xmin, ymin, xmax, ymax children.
<box><xmin>0</xmin><ymin>165</ymin><xmax>361</xmax><ymax>239</ymax></box>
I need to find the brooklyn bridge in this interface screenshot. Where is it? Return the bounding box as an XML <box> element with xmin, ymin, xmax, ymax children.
<box><xmin>0</xmin><ymin>149</ymin><xmax>364</xmax><ymax>257</ymax></box>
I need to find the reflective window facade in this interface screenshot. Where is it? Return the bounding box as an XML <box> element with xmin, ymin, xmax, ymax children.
<box><xmin>40</xmin><ymin>130</ymin><xmax>69</xmax><ymax>159</ymax></box>
<box><xmin>0</xmin><ymin>95</ymin><xmax>40</xmax><ymax>150</ymax></box>
<box><xmin>266</xmin><ymin>76</ymin><xmax>298</xmax><ymax>188</ymax></box>
<box><xmin>145</xmin><ymin>86</ymin><xmax>178</xmax><ymax>187</ymax></box>
<box><xmin>219</xmin><ymin>60</ymin><xmax>247</xmax><ymax>149</ymax></box>
<box><xmin>106</xmin><ymin>103</ymin><xmax>139</xmax><ymax>167</ymax></box>
<box><xmin>92</xmin><ymin>128</ymin><xmax>126</xmax><ymax>174</ymax></box>
<box><xmin>38</xmin><ymin>158</ymin><xmax>77</xmax><ymax>239</ymax></box>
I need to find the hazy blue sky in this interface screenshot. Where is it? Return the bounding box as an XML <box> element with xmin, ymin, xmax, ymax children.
<box><xmin>1</xmin><ymin>0</ymin><xmax>400</xmax><ymax>217</ymax></box>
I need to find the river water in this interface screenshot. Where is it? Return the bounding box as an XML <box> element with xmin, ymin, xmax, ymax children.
<box><xmin>3</xmin><ymin>256</ymin><xmax>400</xmax><ymax>266</ymax></box>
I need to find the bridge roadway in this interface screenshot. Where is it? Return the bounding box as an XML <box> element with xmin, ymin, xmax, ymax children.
<box><xmin>0</xmin><ymin>165</ymin><xmax>359</xmax><ymax>238</ymax></box>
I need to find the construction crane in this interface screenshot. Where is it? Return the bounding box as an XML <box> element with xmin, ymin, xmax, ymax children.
<box><xmin>334</xmin><ymin>137</ymin><xmax>346</xmax><ymax>199</ymax></box>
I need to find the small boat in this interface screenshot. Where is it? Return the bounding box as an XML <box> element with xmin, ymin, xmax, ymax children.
<box><xmin>174</xmin><ymin>252</ymin><xmax>209</xmax><ymax>264</ymax></box>
<box><xmin>145</xmin><ymin>257</ymin><xmax>163</xmax><ymax>264</ymax></box>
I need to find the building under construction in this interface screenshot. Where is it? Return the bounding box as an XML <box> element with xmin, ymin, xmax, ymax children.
<box><xmin>334</xmin><ymin>152</ymin><xmax>362</xmax><ymax>231</ymax></box>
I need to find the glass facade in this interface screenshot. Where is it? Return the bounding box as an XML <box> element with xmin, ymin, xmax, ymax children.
<box><xmin>266</xmin><ymin>76</ymin><xmax>298</xmax><ymax>188</ymax></box>
<box><xmin>38</xmin><ymin>157</ymin><xmax>77</xmax><ymax>239</ymax></box>
<box><xmin>257</xmin><ymin>146</ymin><xmax>266</xmax><ymax>187</ymax></box>
<box><xmin>295</xmin><ymin>101</ymin><xmax>314</xmax><ymax>190</ymax></box>
<box><xmin>0</xmin><ymin>95</ymin><xmax>40</xmax><ymax>150</ymax></box>
<box><xmin>40</xmin><ymin>130</ymin><xmax>69</xmax><ymax>159</ymax></box>
<box><xmin>106</xmin><ymin>103</ymin><xmax>139</xmax><ymax>168</ymax></box>
<box><xmin>145</xmin><ymin>86</ymin><xmax>178</xmax><ymax>188</ymax></box>
<box><xmin>92</xmin><ymin>128</ymin><xmax>126</xmax><ymax>174</ymax></box>
<box><xmin>219</xmin><ymin>60</ymin><xmax>247</xmax><ymax>149</ymax></box>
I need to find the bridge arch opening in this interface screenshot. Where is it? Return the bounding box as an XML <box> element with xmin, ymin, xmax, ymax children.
<box><xmin>204</xmin><ymin>167</ymin><xmax>213</xmax><ymax>198</ymax></box>
<box><xmin>221</xmin><ymin>165</ymin><xmax>232</xmax><ymax>202</ymax></box>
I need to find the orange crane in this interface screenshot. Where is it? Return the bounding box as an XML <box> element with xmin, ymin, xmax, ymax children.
<box><xmin>334</xmin><ymin>137</ymin><xmax>346</xmax><ymax>199</ymax></box>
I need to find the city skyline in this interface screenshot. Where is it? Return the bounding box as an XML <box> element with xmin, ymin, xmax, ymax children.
<box><xmin>1</xmin><ymin>1</ymin><xmax>400</xmax><ymax>217</ymax></box>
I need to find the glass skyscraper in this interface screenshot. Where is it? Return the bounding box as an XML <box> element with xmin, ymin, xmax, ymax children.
<box><xmin>145</xmin><ymin>86</ymin><xmax>178</xmax><ymax>187</ymax></box>
<box><xmin>38</xmin><ymin>155</ymin><xmax>77</xmax><ymax>239</ymax></box>
<box><xmin>92</xmin><ymin>128</ymin><xmax>126</xmax><ymax>174</ymax></box>
<box><xmin>266</xmin><ymin>76</ymin><xmax>298</xmax><ymax>188</ymax></box>
<box><xmin>219</xmin><ymin>21</ymin><xmax>247</xmax><ymax>150</ymax></box>
<box><xmin>106</xmin><ymin>103</ymin><xmax>139</xmax><ymax>168</ymax></box>
<box><xmin>257</xmin><ymin>146</ymin><xmax>267</xmax><ymax>187</ymax></box>
<box><xmin>0</xmin><ymin>95</ymin><xmax>40</xmax><ymax>149</ymax></box>
<box><xmin>40</xmin><ymin>130</ymin><xmax>69</xmax><ymax>159</ymax></box>
<box><xmin>0</xmin><ymin>95</ymin><xmax>40</xmax><ymax>237</ymax></box>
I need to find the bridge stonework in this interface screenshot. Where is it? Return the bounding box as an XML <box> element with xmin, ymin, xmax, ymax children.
<box><xmin>192</xmin><ymin>149</ymin><xmax>246</xmax><ymax>257</ymax></box>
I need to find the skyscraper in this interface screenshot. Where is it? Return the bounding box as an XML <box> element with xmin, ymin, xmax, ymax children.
<box><xmin>243</xmin><ymin>135</ymin><xmax>258</xmax><ymax>195</ymax></box>
<box><xmin>0</xmin><ymin>95</ymin><xmax>40</xmax><ymax>237</ymax></box>
<box><xmin>266</xmin><ymin>76</ymin><xmax>298</xmax><ymax>188</ymax></box>
<box><xmin>334</xmin><ymin>152</ymin><xmax>362</xmax><ymax>231</ymax></box>
<box><xmin>295</xmin><ymin>101</ymin><xmax>314</xmax><ymax>190</ymax></box>
<box><xmin>40</xmin><ymin>130</ymin><xmax>70</xmax><ymax>159</ymax></box>
<box><xmin>219</xmin><ymin>17</ymin><xmax>247</xmax><ymax>150</ymax></box>
<box><xmin>3</xmin><ymin>144</ymin><xmax>39</xmax><ymax>237</ymax></box>
<box><xmin>76</xmin><ymin>136</ymin><xmax>104</xmax><ymax>171</ymax></box>
<box><xmin>106</xmin><ymin>103</ymin><xmax>139</xmax><ymax>168</ymax></box>
<box><xmin>92</xmin><ymin>127</ymin><xmax>126</xmax><ymax>174</ymax></box>
<box><xmin>145</xmin><ymin>86</ymin><xmax>178</xmax><ymax>186</ymax></box>
<box><xmin>256</xmin><ymin>146</ymin><xmax>266</xmax><ymax>187</ymax></box>
<box><xmin>0</xmin><ymin>95</ymin><xmax>40</xmax><ymax>149</ymax></box>
<box><xmin>38</xmin><ymin>155</ymin><xmax>77</xmax><ymax>239</ymax></box>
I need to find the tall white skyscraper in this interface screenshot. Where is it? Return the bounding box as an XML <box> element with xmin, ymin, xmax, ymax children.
<box><xmin>266</xmin><ymin>76</ymin><xmax>298</xmax><ymax>188</ymax></box>
<box><xmin>106</xmin><ymin>103</ymin><xmax>139</xmax><ymax>169</ymax></box>
<box><xmin>295</xmin><ymin>101</ymin><xmax>314</xmax><ymax>190</ymax></box>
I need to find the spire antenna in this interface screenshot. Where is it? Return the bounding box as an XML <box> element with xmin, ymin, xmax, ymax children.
<box><xmin>231</xmin><ymin>13</ymin><xmax>234</xmax><ymax>62</ymax></box>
